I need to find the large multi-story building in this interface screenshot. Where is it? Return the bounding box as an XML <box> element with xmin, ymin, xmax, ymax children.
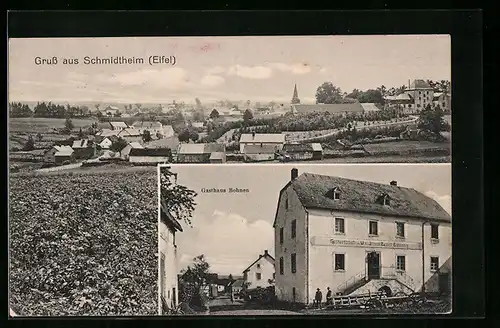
<box><xmin>273</xmin><ymin>168</ymin><xmax>451</xmax><ymax>305</ymax></box>
<box><xmin>385</xmin><ymin>79</ymin><xmax>451</xmax><ymax>114</ymax></box>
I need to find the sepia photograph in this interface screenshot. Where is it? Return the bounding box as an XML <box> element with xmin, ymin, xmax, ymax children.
<box><xmin>8</xmin><ymin>34</ymin><xmax>452</xmax><ymax>317</ymax></box>
<box><xmin>158</xmin><ymin>164</ymin><xmax>452</xmax><ymax>316</ymax></box>
<box><xmin>8</xmin><ymin>35</ymin><xmax>450</xmax><ymax>176</ymax></box>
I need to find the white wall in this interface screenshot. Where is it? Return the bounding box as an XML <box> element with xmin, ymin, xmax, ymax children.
<box><xmin>158</xmin><ymin>221</ymin><xmax>179</xmax><ymax>313</ymax></box>
<box><xmin>307</xmin><ymin>208</ymin><xmax>452</xmax><ymax>302</ymax></box>
<box><xmin>239</xmin><ymin>142</ymin><xmax>283</xmax><ymax>153</ymax></box>
<box><xmin>244</xmin><ymin>256</ymin><xmax>275</xmax><ymax>289</ymax></box>
<box><xmin>129</xmin><ymin>156</ymin><xmax>170</xmax><ymax>163</ymax></box>
<box><xmin>274</xmin><ymin>186</ymin><xmax>308</xmax><ymax>303</ymax></box>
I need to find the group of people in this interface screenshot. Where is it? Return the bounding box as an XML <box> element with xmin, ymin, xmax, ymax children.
<box><xmin>313</xmin><ymin>287</ymin><xmax>333</xmax><ymax>308</ymax></box>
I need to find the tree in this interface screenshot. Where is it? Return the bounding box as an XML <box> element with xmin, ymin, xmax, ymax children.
<box><xmin>228</xmin><ymin>274</ymin><xmax>234</xmax><ymax>281</ymax></box>
<box><xmin>64</xmin><ymin>117</ymin><xmax>74</xmax><ymax>134</ymax></box>
<box><xmin>23</xmin><ymin>135</ymin><xmax>35</xmax><ymax>151</ymax></box>
<box><xmin>189</xmin><ymin>130</ymin><xmax>199</xmax><ymax>142</ymax></box>
<box><xmin>358</xmin><ymin>89</ymin><xmax>384</xmax><ymax>104</ymax></box>
<box><xmin>209</xmin><ymin>109</ymin><xmax>220</xmax><ymax>119</ymax></box>
<box><xmin>192</xmin><ymin>111</ymin><xmax>204</xmax><ymax>122</ymax></box>
<box><xmin>418</xmin><ymin>104</ymin><xmax>447</xmax><ymax>136</ymax></box>
<box><xmin>243</xmin><ymin>109</ymin><xmax>253</xmax><ymax>122</ymax></box>
<box><xmin>109</xmin><ymin>137</ymin><xmax>128</xmax><ymax>153</ymax></box>
<box><xmin>268</xmin><ymin>101</ymin><xmax>276</xmax><ymax>110</ymax></box>
<box><xmin>36</xmin><ymin>132</ymin><xmax>43</xmax><ymax>142</ymax></box>
<box><xmin>78</xmin><ymin>127</ymin><xmax>84</xmax><ymax>138</ymax></box>
<box><xmin>160</xmin><ymin>167</ymin><xmax>197</xmax><ymax>226</ymax></box>
<box><xmin>195</xmin><ymin>98</ymin><xmax>202</xmax><ymax>109</ymax></box>
<box><xmin>178</xmin><ymin>128</ymin><xmax>191</xmax><ymax>143</ymax></box>
<box><xmin>315</xmin><ymin>82</ymin><xmax>344</xmax><ymax>104</ymax></box>
<box><xmin>246</xmin><ymin>100</ymin><xmax>251</xmax><ymax>107</ymax></box>
<box><xmin>142</xmin><ymin>130</ymin><xmax>152</xmax><ymax>142</ymax></box>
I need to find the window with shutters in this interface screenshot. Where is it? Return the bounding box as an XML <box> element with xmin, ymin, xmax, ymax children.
<box><xmin>279</xmin><ymin>227</ymin><xmax>284</xmax><ymax>244</ymax></box>
<box><xmin>291</xmin><ymin>220</ymin><xmax>296</xmax><ymax>239</ymax></box>
<box><xmin>291</xmin><ymin>253</ymin><xmax>297</xmax><ymax>273</ymax></box>
<box><xmin>279</xmin><ymin>257</ymin><xmax>284</xmax><ymax>275</ymax></box>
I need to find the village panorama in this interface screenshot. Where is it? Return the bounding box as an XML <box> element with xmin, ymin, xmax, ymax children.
<box><xmin>8</xmin><ymin>79</ymin><xmax>451</xmax><ymax>174</ymax></box>
<box><xmin>158</xmin><ymin>164</ymin><xmax>452</xmax><ymax>316</ymax></box>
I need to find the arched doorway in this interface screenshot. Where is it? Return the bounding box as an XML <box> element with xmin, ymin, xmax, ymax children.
<box><xmin>378</xmin><ymin>286</ymin><xmax>392</xmax><ymax>297</ymax></box>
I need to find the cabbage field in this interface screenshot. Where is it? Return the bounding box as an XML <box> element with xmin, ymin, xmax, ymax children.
<box><xmin>9</xmin><ymin>169</ymin><xmax>158</xmax><ymax>316</ymax></box>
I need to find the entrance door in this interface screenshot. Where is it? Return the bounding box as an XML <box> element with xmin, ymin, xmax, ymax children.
<box><xmin>439</xmin><ymin>273</ymin><xmax>450</xmax><ymax>295</ymax></box>
<box><xmin>367</xmin><ymin>252</ymin><xmax>380</xmax><ymax>279</ymax></box>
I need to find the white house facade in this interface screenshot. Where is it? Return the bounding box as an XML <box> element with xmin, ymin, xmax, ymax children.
<box><xmin>273</xmin><ymin>168</ymin><xmax>452</xmax><ymax>305</ymax></box>
<box><xmin>159</xmin><ymin>202</ymin><xmax>183</xmax><ymax>314</ymax></box>
<box><xmin>239</xmin><ymin>133</ymin><xmax>285</xmax><ymax>153</ymax></box>
<box><xmin>242</xmin><ymin>250</ymin><xmax>276</xmax><ymax>290</ymax></box>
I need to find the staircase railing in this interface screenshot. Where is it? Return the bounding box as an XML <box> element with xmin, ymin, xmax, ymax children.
<box><xmin>335</xmin><ymin>270</ymin><xmax>367</xmax><ymax>294</ymax></box>
<box><xmin>381</xmin><ymin>266</ymin><xmax>417</xmax><ymax>291</ymax></box>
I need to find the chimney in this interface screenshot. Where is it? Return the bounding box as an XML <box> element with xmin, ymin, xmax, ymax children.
<box><xmin>264</xmin><ymin>250</ymin><xmax>268</xmax><ymax>256</ymax></box>
<box><xmin>252</xmin><ymin>131</ymin><xmax>256</xmax><ymax>139</ymax></box>
<box><xmin>408</xmin><ymin>79</ymin><xmax>410</xmax><ymax>89</ymax></box>
<box><xmin>390</xmin><ymin>180</ymin><xmax>398</xmax><ymax>186</ymax></box>
<box><xmin>291</xmin><ymin>168</ymin><xmax>298</xmax><ymax>181</ymax></box>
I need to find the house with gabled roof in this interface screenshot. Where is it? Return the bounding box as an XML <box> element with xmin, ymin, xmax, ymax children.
<box><xmin>242</xmin><ymin>250</ymin><xmax>276</xmax><ymax>290</ymax></box>
<box><xmin>274</xmin><ymin>168</ymin><xmax>452</xmax><ymax>305</ymax></box>
<box><xmin>177</xmin><ymin>143</ymin><xmax>226</xmax><ymax>163</ymax></box>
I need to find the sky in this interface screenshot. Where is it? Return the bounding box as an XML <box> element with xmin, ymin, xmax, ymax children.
<box><xmin>8</xmin><ymin>35</ymin><xmax>450</xmax><ymax>104</ymax></box>
<box><xmin>164</xmin><ymin>163</ymin><xmax>451</xmax><ymax>276</ymax></box>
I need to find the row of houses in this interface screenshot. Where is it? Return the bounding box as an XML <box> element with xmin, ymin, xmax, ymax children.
<box><xmin>98</xmin><ymin>120</ymin><xmax>175</xmax><ymax>136</ymax></box>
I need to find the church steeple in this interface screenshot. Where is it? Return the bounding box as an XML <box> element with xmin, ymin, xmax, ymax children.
<box><xmin>291</xmin><ymin>84</ymin><xmax>300</xmax><ymax>104</ymax></box>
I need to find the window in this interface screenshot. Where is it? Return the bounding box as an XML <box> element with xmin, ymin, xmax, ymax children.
<box><xmin>279</xmin><ymin>227</ymin><xmax>284</xmax><ymax>244</ymax></box>
<box><xmin>409</xmin><ymin>104</ymin><xmax>412</xmax><ymax>108</ymax></box>
<box><xmin>291</xmin><ymin>220</ymin><xmax>297</xmax><ymax>239</ymax></box>
<box><xmin>257</xmin><ymin>264</ymin><xmax>261</xmax><ymax>269</ymax></box>
<box><xmin>291</xmin><ymin>253</ymin><xmax>297</xmax><ymax>273</ymax></box>
<box><xmin>382</xmin><ymin>196</ymin><xmax>390</xmax><ymax>206</ymax></box>
<box><xmin>292</xmin><ymin>287</ymin><xmax>296</xmax><ymax>301</ymax></box>
<box><xmin>417</xmin><ymin>104</ymin><xmax>421</xmax><ymax>108</ymax></box>
<box><xmin>335</xmin><ymin>218</ymin><xmax>345</xmax><ymax>234</ymax></box>
<box><xmin>396</xmin><ymin>255</ymin><xmax>406</xmax><ymax>271</ymax></box>
<box><xmin>333</xmin><ymin>190</ymin><xmax>340</xmax><ymax>200</ymax></box>
<box><xmin>430</xmin><ymin>256</ymin><xmax>439</xmax><ymax>271</ymax></box>
<box><xmin>285</xmin><ymin>198</ymin><xmax>289</xmax><ymax>210</ymax></box>
<box><xmin>396</xmin><ymin>222</ymin><xmax>405</xmax><ymax>237</ymax></box>
<box><xmin>273</xmin><ymin>272</ymin><xmax>276</xmax><ymax>279</ymax></box>
<box><xmin>431</xmin><ymin>224</ymin><xmax>439</xmax><ymax>239</ymax></box>
<box><xmin>256</xmin><ymin>273</ymin><xmax>262</xmax><ymax>280</ymax></box>
<box><xmin>442</xmin><ymin>102</ymin><xmax>446</xmax><ymax>107</ymax></box>
<box><xmin>279</xmin><ymin>257</ymin><xmax>284</xmax><ymax>275</ymax></box>
<box><xmin>369</xmin><ymin>221</ymin><xmax>378</xmax><ymax>236</ymax></box>
<box><xmin>334</xmin><ymin>253</ymin><xmax>345</xmax><ymax>271</ymax></box>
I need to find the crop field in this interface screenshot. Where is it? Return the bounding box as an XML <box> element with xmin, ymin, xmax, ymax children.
<box><xmin>9</xmin><ymin>117</ymin><xmax>97</xmax><ymax>133</ymax></box>
<box><xmin>9</xmin><ymin>169</ymin><xmax>158</xmax><ymax>316</ymax></box>
<box><xmin>363</xmin><ymin>140</ymin><xmax>450</xmax><ymax>156</ymax></box>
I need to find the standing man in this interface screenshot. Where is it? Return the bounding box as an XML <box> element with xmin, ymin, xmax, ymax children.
<box><xmin>326</xmin><ymin>287</ymin><xmax>333</xmax><ymax>306</ymax></box>
<box><xmin>314</xmin><ymin>288</ymin><xmax>323</xmax><ymax>308</ymax></box>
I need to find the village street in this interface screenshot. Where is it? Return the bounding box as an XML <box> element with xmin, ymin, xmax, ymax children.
<box><xmin>207</xmin><ymin>295</ymin><xmax>301</xmax><ymax>315</ymax></box>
